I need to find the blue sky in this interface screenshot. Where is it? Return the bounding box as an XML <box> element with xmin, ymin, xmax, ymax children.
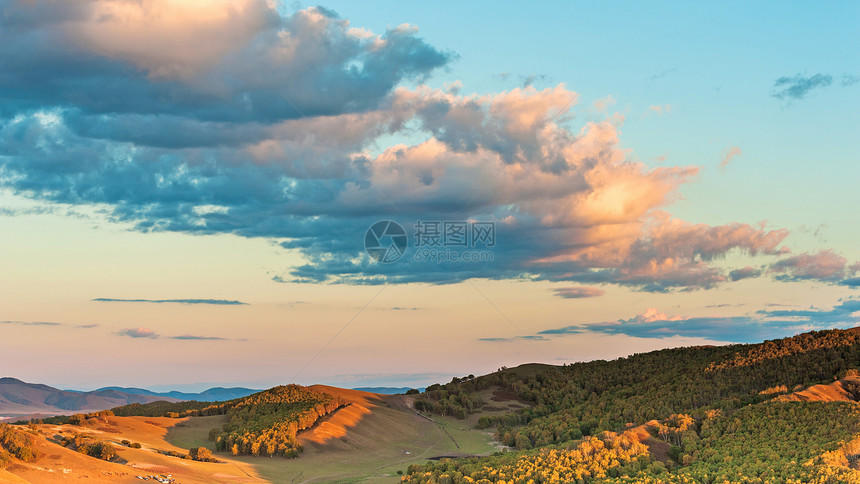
<box><xmin>0</xmin><ymin>0</ymin><xmax>858</xmax><ymax>390</ymax></box>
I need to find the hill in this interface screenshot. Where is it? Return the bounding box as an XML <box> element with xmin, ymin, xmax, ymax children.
<box><xmin>404</xmin><ymin>327</ymin><xmax>860</xmax><ymax>483</ymax></box>
<box><xmin>4</xmin><ymin>327</ymin><xmax>860</xmax><ymax>483</ymax></box>
<box><xmin>0</xmin><ymin>378</ymin><xmax>180</xmax><ymax>418</ymax></box>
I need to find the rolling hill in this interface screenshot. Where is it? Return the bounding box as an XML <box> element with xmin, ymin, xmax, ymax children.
<box><xmin>2</xmin><ymin>327</ymin><xmax>860</xmax><ymax>483</ymax></box>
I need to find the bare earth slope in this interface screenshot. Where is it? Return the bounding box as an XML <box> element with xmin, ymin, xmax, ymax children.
<box><xmin>2</xmin><ymin>416</ymin><xmax>265</xmax><ymax>483</ymax></box>
<box><xmin>776</xmin><ymin>376</ymin><xmax>860</xmax><ymax>402</ymax></box>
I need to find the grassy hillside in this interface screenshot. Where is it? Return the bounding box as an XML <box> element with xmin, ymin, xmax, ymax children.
<box><xmin>111</xmin><ymin>384</ymin><xmax>346</xmax><ymax>458</ymax></box>
<box><xmin>403</xmin><ymin>328</ymin><xmax>860</xmax><ymax>483</ymax></box>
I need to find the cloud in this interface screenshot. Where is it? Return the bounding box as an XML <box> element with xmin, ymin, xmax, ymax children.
<box><xmin>0</xmin><ymin>320</ymin><xmax>100</xmax><ymax>329</ymax></box>
<box><xmin>649</xmin><ymin>68</ymin><xmax>677</xmax><ymax>82</ymax></box>
<box><xmin>116</xmin><ymin>327</ymin><xmax>159</xmax><ymax>338</ymax></box>
<box><xmin>840</xmin><ymin>278</ymin><xmax>860</xmax><ymax>288</ymax></box>
<box><xmin>116</xmin><ymin>327</ymin><xmax>231</xmax><ymax>341</ymax></box>
<box><xmin>841</xmin><ymin>74</ymin><xmax>859</xmax><ymax>87</ymax></box>
<box><xmin>0</xmin><ymin>1</ymin><xmax>451</xmax><ymax>123</ymax></box>
<box><xmin>536</xmin><ymin>326</ymin><xmax>584</xmax><ymax>335</ymax></box>
<box><xmin>648</xmin><ymin>105</ymin><xmax>671</xmax><ymax>115</ymax></box>
<box><xmin>552</xmin><ymin>286</ymin><xmax>605</xmax><ymax>299</ymax></box>
<box><xmin>719</xmin><ymin>146</ymin><xmax>742</xmax><ymax>169</ymax></box>
<box><xmin>0</xmin><ymin>1</ymin><xmax>791</xmax><ymax>291</ymax></box>
<box><xmin>592</xmin><ymin>96</ymin><xmax>615</xmax><ymax>112</ymax></box>
<box><xmin>93</xmin><ymin>298</ymin><xmax>248</xmax><ymax>305</ymax></box>
<box><xmin>728</xmin><ymin>265</ymin><xmax>762</xmax><ymax>281</ymax></box>
<box><xmin>768</xmin><ymin>250</ymin><xmax>848</xmax><ymax>282</ymax></box>
<box><xmin>536</xmin><ymin>299</ymin><xmax>860</xmax><ymax>343</ymax></box>
<box><xmin>171</xmin><ymin>334</ymin><xmax>229</xmax><ymax>341</ymax></box>
<box><xmin>772</xmin><ymin>73</ymin><xmax>833</xmax><ymax>100</ymax></box>
<box><xmin>478</xmin><ymin>335</ymin><xmax>549</xmax><ymax>342</ymax></box>
<box><xmin>625</xmin><ymin>307</ymin><xmax>687</xmax><ymax>323</ymax></box>
<box><xmin>757</xmin><ymin>299</ymin><xmax>860</xmax><ymax>323</ymax></box>
<box><xmin>0</xmin><ymin>320</ymin><xmax>62</xmax><ymax>326</ymax></box>
<box><xmin>520</xmin><ymin>74</ymin><xmax>549</xmax><ymax>88</ymax></box>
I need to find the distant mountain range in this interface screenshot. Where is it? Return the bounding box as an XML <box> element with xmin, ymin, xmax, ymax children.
<box><xmin>73</xmin><ymin>386</ymin><xmax>261</xmax><ymax>402</ymax></box>
<box><xmin>0</xmin><ymin>377</ymin><xmax>421</xmax><ymax>418</ymax></box>
<box><xmin>352</xmin><ymin>386</ymin><xmax>421</xmax><ymax>394</ymax></box>
<box><xmin>0</xmin><ymin>377</ymin><xmax>259</xmax><ymax>418</ymax></box>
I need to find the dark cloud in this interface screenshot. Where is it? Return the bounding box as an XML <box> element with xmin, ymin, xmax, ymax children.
<box><xmin>537</xmin><ymin>326</ymin><xmax>584</xmax><ymax>335</ymax></box>
<box><xmin>0</xmin><ymin>320</ymin><xmax>61</xmax><ymax>326</ymax></box>
<box><xmin>93</xmin><ymin>298</ymin><xmax>248</xmax><ymax>305</ymax></box>
<box><xmin>756</xmin><ymin>299</ymin><xmax>860</xmax><ymax>323</ymax></box>
<box><xmin>478</xmin><ymin>335</ymin><xmax>549</xmax><ymax>342</ymax></box>
<box><xmin>728</xmin><ymin>265</ymin><xmax>762</xmax><ymax>281</ymax></box>
<box><xmin>171</xmin><ymin>334</ymin><xmax>229</xmax><ymax>341</ymax></box>
<box><xmin>533</xmin><ymin>299</ymin><xmax>860</xmax><ymax>343</ymax></box>
<box><xmin>552</xmin><ymin>287</ymin><xmax>605</xmax><ymax>299</ymax></box>
<box><xmin>772</xmin><ymin>73</ymin><xmax>833</xmax><ymax>100</ymax></box>
<box><xmin>840</xmin><ymin>277</ymin><xmax>860</xmax><ymax>288</ymax></box>
<box><xmin>116</xmin><ymin>327</ymin><xmax>231</xmax><ymax>341</ymax></box>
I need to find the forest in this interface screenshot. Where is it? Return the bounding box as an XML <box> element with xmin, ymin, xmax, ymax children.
<box><xmin>403</xmin><ymin>329</ymin><xmax>860</xmax><ymax>483</ymax></box>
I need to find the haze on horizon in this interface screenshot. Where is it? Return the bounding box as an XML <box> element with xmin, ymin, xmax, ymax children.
<box><xmin>0</xmin><ymin>0</ymin><xmax>858</xmax><ymax>392</ymax></box>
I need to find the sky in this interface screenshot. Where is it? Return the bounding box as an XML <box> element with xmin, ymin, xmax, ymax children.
<box><xmin>0</xmin><ymin>0</ymin><xmax>858</xmax><ymax>392</ymax></box>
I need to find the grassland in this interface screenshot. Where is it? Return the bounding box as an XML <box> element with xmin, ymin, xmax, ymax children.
<box><xmin>163</xmin><ymin>386</ymin><xmax>501</xmax><ymax>483</ymax></box>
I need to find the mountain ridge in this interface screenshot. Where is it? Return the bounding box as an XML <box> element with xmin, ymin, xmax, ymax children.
<box><xmin>0</xmin><ymin>379</ymin><xmax>182</xmax><ymax>417</ymax></box>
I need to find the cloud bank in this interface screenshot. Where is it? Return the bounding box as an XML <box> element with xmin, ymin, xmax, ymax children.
<box><xmin>0</xmin><ymin>0</ymin><xmax>795</xmax><ymax>291</ymax></box>
<box><xmin>533</xmin><ymin>299</ymin><xmax>860</xmax><ymax>343</ymax></box>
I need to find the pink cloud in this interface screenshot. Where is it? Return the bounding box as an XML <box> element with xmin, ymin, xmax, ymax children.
<box><xmin>117</xmin><ymin>327</ymin><xmax>159</xmax><ymax>339</ymax></box>
<box><xmin>628</xmin><ymin>308</ymin><xmax>687</xmax><ymax>323</ymax></box>
<box><xmin>769</xmin><ymin>250</ymin><xmax>848</xmax><ymax>281</ymax></box>
<box><xmin>719</xmin><ymin>146</ymin><xmax>742</xmax><ymax>169</ymax></box>
<box><xmin>63</xmin><ymin>0</ymin><xmax>275</xmax><ymax>81</ymax></box>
